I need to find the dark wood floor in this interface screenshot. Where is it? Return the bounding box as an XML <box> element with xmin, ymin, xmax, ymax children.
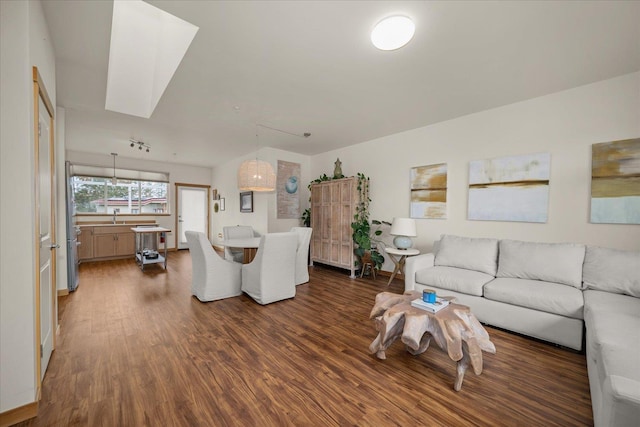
<box><xmin>19</xmin><ymin>250</ymin><xmax>593</xmax><ymax>426</ymax></box>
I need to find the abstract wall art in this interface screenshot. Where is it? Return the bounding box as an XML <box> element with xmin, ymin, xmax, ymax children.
<box><xmin>590</xmin><ymin>138</ymin><xmax>640</xmax><ymax>224</ymax></box>
<box><xmin>277</xmin><ymin>160</ymin><xmax>301</xmax><ymax>219</ymax></box>
<box><xmin>468</xmin><ymin>152</ymin><xmax>551</xmax><ymax>223</ymax></box>
<box><xmin>410</xmin><ymin>163</ymin><xmax>447</xmax><ymax>219</ymax></box>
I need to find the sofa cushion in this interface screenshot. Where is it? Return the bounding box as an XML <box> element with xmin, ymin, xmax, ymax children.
<box><xmin>484</xmin><ymin>278</ymin><xmax>584</xmax><ymax>319</ymax></box>
<box><xmin>496</xmin><ymin>239</ymin><xmax>585</xmax><ymax>288</ymax></box>
<box><xmin>583</xmin><ymin>246</ymin><xmax>640</xmax><ymax>298</ymax></box>
<box><xmin>415</xmin><ymin>266</ymin><xmax>494</xmax><ymax>297</ymax></box>
<box><xmin>434</xmin><ymin>235</ymin><xmax>499</xmax><ymax>276</ymax></box>
<box><xmin>584</xmin><ymin>290</ymin><xmax>640</xmax><ymax>351</ymax></box>
<box><xmin>584</xmin><ymin>291</ymin><xmax>640</xmax><ymax>387</ymax></box>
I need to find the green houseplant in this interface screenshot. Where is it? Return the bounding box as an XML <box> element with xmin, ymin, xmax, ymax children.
<box><xmin>351</xmin><ymin>173</ymin><xmax>389</xmax><ymax>271</ymax></box>
<box><xmin>301</xmin><ymin>208</ymin><xmax>311</xmax><ymax>227</ymax></box>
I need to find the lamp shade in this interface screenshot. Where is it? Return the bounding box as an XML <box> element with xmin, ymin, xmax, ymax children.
<box><xmin>390</xmin><ymin>218</ymin><xmax>417</xmax><ymax>237</ymax></box>
<box><xmin>390</xmin><ymin>217</ymin><xmax>417</xmax><ymax>249</ymax></box>
<box><xmin>237</xmin><ymin>159</ymin><xmax>276</xmax><ymax>192</ymax></box>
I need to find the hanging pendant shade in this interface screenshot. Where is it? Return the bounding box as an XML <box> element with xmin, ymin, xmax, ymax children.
<box><xmin>237</xmin><ymin>159</ymin><xmax>276</xmax><ymax>192</ymax></box>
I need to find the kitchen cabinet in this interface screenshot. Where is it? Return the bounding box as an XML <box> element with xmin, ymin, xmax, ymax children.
<box><xmin>310</xmin><ymin>177</ymin><xmax>357</xmax><ymax>278</ymax></box>
<box><xmin>77</xmin><ymin>226</ymin><xmax>94</xmax><ymax>260</ymax></box>
<box><xmin>78</xmin><ymin>224</ymin><xmax>153</xmax><ymax>262</ymax></box>
<box><xmin>93</xmin><ymin>226</ymin><xmax>135</xmax><ymax>259</ymax></box>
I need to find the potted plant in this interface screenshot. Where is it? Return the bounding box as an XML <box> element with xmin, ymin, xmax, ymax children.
<box><xmin>301</xmin><ymin>208</ymin><xmax>311</xmax><ymax>227</ymax></box>
<box><xmin>351</xmin><ymin>173</ymin><xmax>390</xmax><ymax>272</ymax></box>
<box><xmin>352</xmin><ymin>219</ymin><xmax>390</xmax><ymax>272</ymax></box>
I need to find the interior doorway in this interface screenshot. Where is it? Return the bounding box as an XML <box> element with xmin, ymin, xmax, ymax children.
<box><xmin>175</xmin><ymin>183</ymin><xmax>210</xmax><ymax>249</ymax></box>
<box><xmin>33</xmin><ymin>67</ymin><xmax>57</xmax><ymax>389</ymax></box>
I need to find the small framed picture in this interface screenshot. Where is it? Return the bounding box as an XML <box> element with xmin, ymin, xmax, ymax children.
<box><xmin>212</xmin><ymin>188</ymin><xmax>218</xmax><ymax>200</ymax></box>
<box><xmin>219</xmin><ymin>197</ymin><xmax>225</xmax><ymax>211</ymax></box>
<box><xmin>213</xmin><ymin>201</ymin><xmax>219</xmax><ymax>213</ymax></box>
<box><xmin>240</xmin><ymin>191</ymin><xmax>253</xmax><ymax>213</ymax></box>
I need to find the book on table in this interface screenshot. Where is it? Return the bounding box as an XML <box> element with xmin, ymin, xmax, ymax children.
<box><xmin>411</xmin><ymin>298</ymin><xmax>450</xmax><ymax>313</ymax></box>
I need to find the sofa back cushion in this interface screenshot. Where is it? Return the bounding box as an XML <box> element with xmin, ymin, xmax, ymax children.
<box><xmin>497</xmin><ymin>239</ymin><xmax>585</xmax><ymax>288</ymax></box>
<box><xmin>434</xmin><ymin>235</ymin><xmax>499</xmax><ymax>276</ymax></box>
<box><xmin>583</xmin><ymin>246</ymin><xmax>640</xmax><ymax>297</ymax></box>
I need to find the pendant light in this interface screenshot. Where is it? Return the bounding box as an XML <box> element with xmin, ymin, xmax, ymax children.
<box><xmin>237</xmin><ymin>127</ymin><xmax>276</xmax><ymax>192</ymax></box>
<box><xmin>111</xmin><ymin>152</ymin><xmax>118</xmax><ymax>185</ymax></box>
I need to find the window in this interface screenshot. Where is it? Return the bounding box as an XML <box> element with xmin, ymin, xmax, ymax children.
<box><xmin>72</xmin><ymin>176</ymin><xmax>169</xmax><ymax>215</ymax></box>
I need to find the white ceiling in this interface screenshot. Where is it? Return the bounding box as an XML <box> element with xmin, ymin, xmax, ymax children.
<box><xmin>42</xmin><ymin>1</ymin><xmax>640</xmax><ymax>168</ymax></box>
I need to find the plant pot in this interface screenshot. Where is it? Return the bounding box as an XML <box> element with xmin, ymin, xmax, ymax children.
<box><xmin>357</xmin><ymin>251</ymin><xmax>375</xmax><ymax>277</ymax></box>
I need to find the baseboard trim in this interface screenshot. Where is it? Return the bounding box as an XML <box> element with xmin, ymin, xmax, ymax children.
<box><xmin>57</xmin><ymin>289</ymin><xmax>69</xmax><ymax>297</ymax></box>
<box><xmin>0</xmin><ymin>401</ymin><xmax>38</xmax><ymax>427</ymax></box>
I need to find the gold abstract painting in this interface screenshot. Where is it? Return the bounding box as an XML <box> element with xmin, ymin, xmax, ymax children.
<box><xmin>591</xmin><ymin>138</ymin><xmax>640</xmax><ymax>224</ymax></box>
<box><xmin>410</xmin><ymin>163</ymin><xmax>447</xmax><ymax>219</ymax></box>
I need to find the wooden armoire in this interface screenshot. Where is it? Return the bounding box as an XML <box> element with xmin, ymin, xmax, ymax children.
<box><xmin>310</xmin><ymin>177</ymin><xmax>357</xmax><ymax>278</ymax></box>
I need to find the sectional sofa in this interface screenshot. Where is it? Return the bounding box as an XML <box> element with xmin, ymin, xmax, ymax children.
<box><xmin>404</xmin><ymin>235</ymin><xmax>639</xmax><ymax>427</ymax></box>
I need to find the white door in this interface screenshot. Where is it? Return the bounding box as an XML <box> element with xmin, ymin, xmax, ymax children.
<box><xmin>177</xmin><ymin>185</ymin><xmax>209</xmax><ymax>249</ymax></box>
<box><xmin>35</xmin><ymin>83</ymin><xmax>56</xmax><ymax>382</ymax></box>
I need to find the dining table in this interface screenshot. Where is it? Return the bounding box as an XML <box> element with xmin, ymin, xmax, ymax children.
<box><xmin>222</xmin><ymin>237</ymin><xmax>261</xmax><ymax>264</ymax></box>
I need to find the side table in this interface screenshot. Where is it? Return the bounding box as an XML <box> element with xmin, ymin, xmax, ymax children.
<box><xmin>385</xmin><ymin>247</ymin><xmax>420</xmax><ymax>286</ymax></box>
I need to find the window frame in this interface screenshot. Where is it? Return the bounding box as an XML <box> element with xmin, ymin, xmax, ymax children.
<box><xmin>71</xmin><ymin>174</ymin><xmax>170</xmax><ymax>216</ymax></box>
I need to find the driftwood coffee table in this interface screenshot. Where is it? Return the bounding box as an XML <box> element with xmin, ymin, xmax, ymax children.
<box><xmin>369</xmin><ymin>291</ymin><xmax>496</xmax><ymax>391</ymax></box>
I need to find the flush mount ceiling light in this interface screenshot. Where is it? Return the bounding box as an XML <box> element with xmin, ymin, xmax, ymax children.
<box><xmin>371</xmin><ymin>15</ymin><xmax>415</xmax><ymax>51</ymax></box>
<box><xmin>105</xmin><ymin>0</ymin><xmax>199</xmax><ymax>118</ymax></box>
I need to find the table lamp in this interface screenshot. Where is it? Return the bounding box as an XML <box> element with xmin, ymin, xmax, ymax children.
<box><xmin>390</xmin><ymin>217</ymin><xmax>417</xmax><ymax>249</ymax></box>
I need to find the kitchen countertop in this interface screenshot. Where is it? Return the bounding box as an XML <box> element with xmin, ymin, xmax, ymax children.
<box><xmin>78</xmin><ymin>221</ymin><xmax>158</xmax><ymax>227</ymax></box>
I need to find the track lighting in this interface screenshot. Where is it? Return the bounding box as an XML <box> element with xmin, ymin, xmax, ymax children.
<box><xmin>256</xmin><ymin>124</ymin><xmax>311</xmax><ymax>139</ymax></box>
<box><xmin>129</xmin><ymin>138</ymin><xmax>151</xmax><ymax>153</ymax></box>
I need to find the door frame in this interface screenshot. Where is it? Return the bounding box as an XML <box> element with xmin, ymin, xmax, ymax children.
<box><xmin>33</xmin><ymin>66</ymin><xmax>56</xmax><ymax>398</ymax></box>
<box><xmin>174</xmin><ymin>183</ymin><xmax>210</xmax><ymax>249</ymax></box>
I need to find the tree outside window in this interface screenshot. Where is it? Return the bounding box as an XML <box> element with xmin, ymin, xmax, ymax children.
<box><xmin>72</xmin><ymin>176</ymin><xmax>168</xmax><ymax>214</ymax></box>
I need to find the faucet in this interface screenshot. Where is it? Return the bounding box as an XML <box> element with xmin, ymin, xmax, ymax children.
<box><xmin>112</xmin><ymin>210</ymin><xmax>117</xmax><ymax>224</ymax></box>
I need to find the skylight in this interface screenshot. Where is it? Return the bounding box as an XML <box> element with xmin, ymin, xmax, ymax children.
<box><xmin>105</xmin><ymin>0</ymin><xmax>199</xmax><ymax>118</ymax></box>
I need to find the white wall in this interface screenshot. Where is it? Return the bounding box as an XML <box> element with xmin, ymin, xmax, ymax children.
<box><xmin>0</xmin><ymin>0</ymin><xmax>56</xmax><ymax>413</ymax></box>
<box><xmin>210</xmin><ymin>147</ymin><xmax>311</xmax><ymax>244</ymax></box>
<box><xmin>65</xmin><ymin>151</ymin><xmax>212</xmax><ymax>249</ymax></box>
<box><xmin>311</xmin><ymin>72</ymin><xmax>640</xmax><ymax>271</ymax></box>
<box><xmin>56</xmin><ymin>107</ymin><xmax>67</xmax><ymax>291</ymax></box>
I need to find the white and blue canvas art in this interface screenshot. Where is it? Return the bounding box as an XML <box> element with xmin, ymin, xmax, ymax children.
<box><xmin>468</xmin><ymin>152</ymin><xmax>551</xmax><ymax>223</ymax></box>
<box><xmin>590</xmin><ymin>138</ymin><xmax>640</xmax><ymax>224</ymax></box>
<box><xmin>277</xmin><ymin>160</ymin><xmax>301</xmax><ymax>219</ymax></box>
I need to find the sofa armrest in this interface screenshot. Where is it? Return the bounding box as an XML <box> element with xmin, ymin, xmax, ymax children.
<box><xmin>599</xmin><ymin>375</ymin><xmax>640</xmax><ymax>427</ymax></box>
<box><xmin>404</xmin><ymin>253</ymin><xmax>435</xmax><ymax>292</ymax></box>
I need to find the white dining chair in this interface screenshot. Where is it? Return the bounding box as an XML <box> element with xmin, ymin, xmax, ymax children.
<box><xmin>241</xmin><ymin>232</ymin><xmax>298</xmax><ymax>305</ymax></box>
<box><xmin>185</xmin><ymin>231</ymin><xmax>242</xmax><ymax>302</ymax></box>
<box><xmin>223</xmin><ymin>225</ymin><xmax>254</xmax><ymax>262</ymax></box>
<box><xmin>290</xmin><ymin>227</ymin><xmax>313</xmax><ymax>285</ymax></box>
